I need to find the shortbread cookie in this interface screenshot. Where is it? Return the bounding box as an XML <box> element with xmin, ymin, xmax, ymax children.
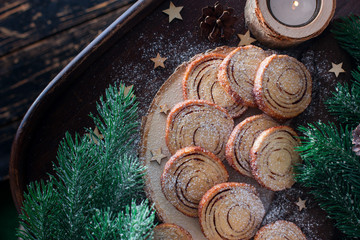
<box><xmin>161</xmin><ymin>146</ymin><xmax>229</xmax><ymax>217</ymax></box>
<box><xmin>183</xmin><ymin>53</ymin><xmax>247</xmax><ymax>118</ymax></box>
<box><xmin>254</xmin><ymin>220</ymin><xmax>307</xmax><ymax>240</ymax></box>
<box><xmin>218</xmin><ymin>45</ymin><xmax>269</xmax><ymax>107</ymax></box>
<box><xmin>198</xmin><ymin>182</ymin><xmax>265</xmax><ymax>240</ymax></box>
<box><xmin>250</xmin><ymin>126</ymin><xmax>301</xmax><ymax>191</ymax></box>
<box><xmin>226</xmin><ymin>114</ymin><xmax>278</xmax><ymax>177</ymax></box>
<box><xmin>153</xmin><ymin>223</ymin><xmax>193</xmax><ymax>240</ymax></box>
<box><xmin>165</xmin><ymin>100</ymin><xmax>234</xmax><ymax>160</ymax></box>
<box><xmin>254</xmin><ymin>54</ymin><xmax>312</xmax><ymax>119</ymax></box>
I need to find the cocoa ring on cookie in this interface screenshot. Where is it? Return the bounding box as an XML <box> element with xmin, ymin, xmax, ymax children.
<box><xmin>218</xmin><ymin>45</ymin><xmax>270</xmax><ymax>107</ymax></box>
<box><xmin>165</xmin><ymin>100</ymin><xmax>234</xmax><ymax>160</ymax></box>
<box><xmin>254</xmin><ymin>220</ymin><xmax>307</xmax><ymax>240</ymax></box>
<box><xmin>250</xmin><ymin>126</ymin><xmax>302</xmax><ymax>191</ymax></box>
<box><xmin>198</xmin><ymin>182</ymin><xmax>265</xmax><ymax>240</ymax></box>
<box><xmin>226</xmin><ymin>114</ymin><xmax>278</xmax><ymax>177</ymax></box>
<box><xmin>254</xmin><ymin>54</ymin><xmax>312</xmax><ymax>119</ymax></box>
<box><xmin>161</xmin><ymin>146</ymin><xmax>229</xmax><ymax>217</ymax></box>
<box><xmin>153</xmin><ymin>223</ymin><xmax>193</xmax><ymax>240</ymax></box>
<box><xmin>183</xmin><ymin>53</ymin><xmax>247</xmax><ymax>118</ymax></box>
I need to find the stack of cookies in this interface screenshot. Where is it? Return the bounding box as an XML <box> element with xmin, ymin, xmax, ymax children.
<box><xmin>158</xmin><ymin>45</ymin><xmax>311</xmax><ymax>240</ymax></box>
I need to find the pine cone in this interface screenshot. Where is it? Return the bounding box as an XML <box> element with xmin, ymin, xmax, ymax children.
<box><xmin>199</xmin><ymin>2</ymin><xmax>237</xmax><ymax>42</ymax></box>
<box><xmin>352</xmin><ymin>123</ymin><xmax>360</xmax><ymax>156</ymax></box>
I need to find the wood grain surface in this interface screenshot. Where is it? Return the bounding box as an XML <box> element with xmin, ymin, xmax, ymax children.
<box><xmin>0</xmin><ymin>0</ymin><xmax>136</xmax><ymax>179</ymax></box>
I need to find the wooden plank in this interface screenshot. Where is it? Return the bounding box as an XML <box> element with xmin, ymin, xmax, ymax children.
<box><xmin>0</xmin><ymin>3</ymin><xmax>133</xmax><ymax>179</ymax></box>
<box><xmin>0</xmin><ymin>0</ymin><xmax>135</xmax><ymax>56</ymax></box>
<box><xmin>0</xmin><ymin>120</ymin><xmax>18</xmax><ymax>180</ymax></box>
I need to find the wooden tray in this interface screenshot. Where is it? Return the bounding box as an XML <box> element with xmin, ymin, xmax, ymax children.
<box><xmin>9</xmin><ymin>0</ymin><xmax>360</xmax><ymax>238</ymax></box>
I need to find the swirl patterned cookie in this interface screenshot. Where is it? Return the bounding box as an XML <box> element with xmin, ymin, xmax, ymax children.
<box><xmin>153</xmin><ymin>223</ymin><xmax>193</xmax><ymax>240</ymax></box>
<box><xmin>218</xmin><ymin>45</ymin><xmax>270</xmax><ymax>107</ymax></box>
<box><xmin>198</xmin><ymin>182</ymin><xmax>265</xmax><ymax>240</ymax></box>
<box><xmin>254</xmin><ymin>54</ymin><xmax>312</xmax><ymax>119</ymax></box>
<box><xmin>254</xmin><ymin>220</ymin><xmax>307</xmax><ymax>240</ymax></box>
<box><xmin>161</xmin><ymin>146</ymin><xmax>229</xmax><ymax>217</ymax></box>
<box><xmin>250</xmin><ymin>126</ymin><xmax>302</xmax><ymax>191</ymax></box>
<box><xmin>165</xmin><ymin>100</ymin><xmax>234</xmax><ymax>160</ymax></box>
<box><xmin>183</xmin><ymin>53</ymin><xmax>247</xmax><ymax>118</ymax></box>
<box><xmin>226</xmin><ymin>114</ymin><xmax>278</xmax><ymax>177</ymax></box>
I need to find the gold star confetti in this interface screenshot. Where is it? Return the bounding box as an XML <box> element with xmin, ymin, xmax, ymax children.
<box><xmin>159</xmin><ymin>104</ymin><xmax>170</xmax><ymax>114</ymax></box>
<box><xmin>151</xmin><ymin>53</ymin><xmax>167</xmax><ymax>69</ymax></box>
<box><xmin>329</xmin><ymin>62</ymin><xmax>345</xmax><ymax>77</ymax></box>
<box><xmin>87</xmin><ymin>126</ymin><xmax>104</xmax><ymax>144</ymax></box>
<box><xmin>151</xmin><ymin>147</ymin><xmax>167</xmax><ymax>164</ymax></box>
<box><xmin>124</xmin><ymin>84</ymin><xmax>134</xmax><ymax>96</ymax></box>
<box><xmin>119</xmin><ymin>84</ymin><xmax>135</xmax><ymax>98</ymax></box>
<box><xmin>163</xmin><ymin>1</ymin><xmax>183</xmax><ymax>23</ymax></box>
<box><xmin>238</xmin><ymin>30</ymin><xmax>256</xmax><ymax>46</ymax></box>
<box><xmin>295</xmin><ymin>198</ymin><xmax>307</xmax><ymax>211</ymax></box>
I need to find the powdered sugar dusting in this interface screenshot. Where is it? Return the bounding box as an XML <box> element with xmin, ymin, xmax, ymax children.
<box><xmin>111</xmin><ymin>30</ymin><xmax>216</xmax><ymax>117</ymax></box>
<box><xmin>262</xmin><ymin>185</ymin><xmax>335</xmax><ymax>240</ymax></box>
<box><xmin>117</xmin><ymin>10</ymin><xmax>351</xmax><ymax>238</ymax></box>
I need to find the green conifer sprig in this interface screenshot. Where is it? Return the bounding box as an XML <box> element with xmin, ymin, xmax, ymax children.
<box><xmin>332</xmin><ymin>15</ymin><xmax>360</xmax><ymax>63</ymax></box>
<box><xmin>296</xmin><ymin>122</ymin><xmax>360</xmax><ymax>238</ymax></box>
<box><xmin>18</xmin><ymin>180</ymin><xmax>59</xmax><ymax>240</ymax></box>
<box><xmin>18</xmin><ymin>84</ymin><xmax>155</xmax><ymax>240</ymax></box>
<box><xmin>326</xmin><ymin>67</ymin><xmax>360</xmax><ymax>126</ymax></box>
<box><xmin>85</xmin><ymin>200</ymin><xmax>155</xmax><ymax>240</ymax></box>
<box><xmin>88</xmin><ymin>85</ymin><xmax>145</xmax><ymax>212</ymax></box>
<box><xmin>54</xmin><ymin>133</ymin><xmax>100</xmax><ymax>239</ymax></box>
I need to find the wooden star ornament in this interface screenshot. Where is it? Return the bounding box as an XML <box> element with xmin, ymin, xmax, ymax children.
<box><xmin>151</xmin><ymin>147</ymin><xmax>167</xmax><ymax>164</ymax></box>
<box><xmin>238</xmin><ymin>30</ymin><xmax>256</xmax><ymax>46</ymax></box>
<box><xmin>151</xmin><ymin>53</ymin><xmax>167</xmax><ymax>69</ymax></box>
<box><xmin>163</xmin><ymin>1</ymin><xmax>183</xmax><ymax>23</ymax></box>
<box><xmin>295</xmin><ymin>197</ymin><xmax>307</xmax><ymax>211</ymax></box>
<box><xmin>124</xmin><ymin>84</ymin><xmax>134</xmax><ymax>97</ymax></box>
<box><xmin>159</xmin><ymin>104</ymin><xmax>170</xmax><ymax>114</ymax></box>
<box><xmin>118</xmin><ymin>84</ymin><xmax>135</xmax><ymax>98</ymax></box>
<box><xmin>329</xmin><ymin>62</ymin><xmax>345</xmax><ymax>77</ymax></box>
<box><xmin>87</xmin><ymin>126</ymin><xmax>104</xmax><ymax>144</ymax></box>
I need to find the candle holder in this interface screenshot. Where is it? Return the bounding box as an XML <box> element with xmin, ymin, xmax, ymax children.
<box><xmin>245</xmin><ymin>0</ymin><xmax>336</xmax><ymax>48</ymax></box>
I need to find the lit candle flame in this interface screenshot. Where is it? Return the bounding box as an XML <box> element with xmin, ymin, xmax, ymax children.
<box><xmin>292</xmin><ymin>0</ymin><xmax>299</xmax><ymax>10</ymax></box>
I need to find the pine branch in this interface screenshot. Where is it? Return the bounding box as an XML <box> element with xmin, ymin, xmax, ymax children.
<box><xmin>52</xmin><ymin>132</ymin><xmax>99</xmax><ymax>239</ymax></box>
<box><xmin>118</xmin><ymin>200</ymin><xmax>156</xmax><ymax>240</ymax></box>
<box><xmin>18</xmin><ymin>180</ymin><xmax>60</xmax><ymax>240</ymax></box>
<box><xmin>89</xmin><ymin>85</ymin><xmax>144</xmax><ymax>212</ymax></box>
<box><xmin>18</xmin><ymin>84</ymin><xmax>155</xmax><ymax>239</ymax></box>
<box><xmin>325</xmin><ymin>67</ymin><xmax>360</xmax><ymax>126</ymax></box>
<box><xmin>296</xmin><ymin>122</ymin><xmax>360</xmax><ymax>238</ymax></box>
<box><xmin>85</xmin><ymin>200</ymin><xmax>155</xmax><ymax>240</ymax></box>
<box><xmin>85</xmin><ymin>208</ymin><xmax>120</xmax><ymax>240</ymax></box>
<box><xmin>332</xmin><ymin>15</ymin><xmax>360</xmax><ymax>63</ymax></box>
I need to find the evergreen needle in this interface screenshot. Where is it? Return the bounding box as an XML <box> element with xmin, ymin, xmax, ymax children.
<box><xmin>332</xmin><ymin>15</ymin><xmax>360</xmax><ymax>63</ymax></box>
<box><xmin>326</xmin><ymin>67</ymin><xmax>360</xmax><ymax>126</ymax></box>
<box><xmin>18</xmin><ymin>84</ymin><xmax>155</xmax><ymax>240</ymax></box>
<box><xmin>296</xmin><ymin>122</ymin><xmax>360</xmax><ymax>238</ymax></box>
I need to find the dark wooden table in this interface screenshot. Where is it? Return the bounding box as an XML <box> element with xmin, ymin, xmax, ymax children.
<box><xmin>0</xmin><ymin>0</ymin><xmax>136</xmax><ymax>180</ymax></box>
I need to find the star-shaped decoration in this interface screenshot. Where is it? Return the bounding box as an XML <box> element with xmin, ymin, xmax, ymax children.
<box><xmin>151</xmin><ymin>53</ymin><xmax>167</xmax><ymax>69</ymax></box>
<box><xmin>151</xmin><ymin>147</ymin><xmax>167</xmax><ymax>164</ymax></box>
<box><xmin>295</xmin><ymin>197</ymin><xmax>307</xmax><ymax>211</ymax></box>
<box><xmin>238</xmin><ymin>30</ymin><xmax>256</xmax><ymax>46</ymax></box>
<box><xmin>124</xmin><ymin>84</ymin><xmax>134</xmax><ymax>97</ymax></box>
<box><xmin>119</xmin><ymin>84</ymin><xmax>135</xmax><ymax>98</ymax></box>
<box><xmin>87</xmin><ymin>126</ymin><xmax>104</xmax><ymax>144</ymax></box>
<box><xmin>159</xmin><ymin>104</ymin><xmax>171</xmax><ymax>115</ymax></box>
<box><xmin>163</xmin><ymin>1</ymin><xmax>183</xmax><ymax>23</ymax></box>
<box><xmin>329</xmin><ymin>62</ymin><xmax>345</xmax><ymax>77</ymax></box>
